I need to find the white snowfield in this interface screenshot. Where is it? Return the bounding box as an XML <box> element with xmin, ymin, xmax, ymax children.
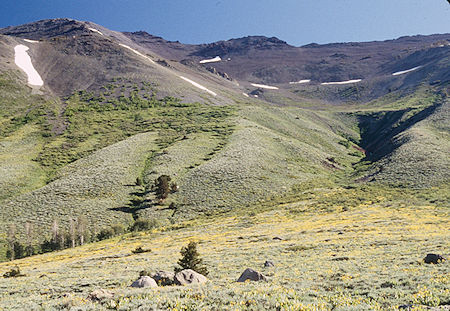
<box><xmin>23</xmin><ymin>39</ymin><xmax>39</xmax><ymax>43</ymax></box>
<box><xmin>88</xmin><ymin>28</ymin><xmax>104</xmax><ymax>36</ymax></box>
<box><xmin>119</xmin><ymin>43</ymin><xmax>155</xmax><ymax>64</ymax></box>
<box><xmin>321</xmin><ymin>79</ymin><xmax>362</xmax><ymax>85</ymax></box>
<box><xmin>392</xmin><ymin>66</ymin><xmax>421</xmax><ymax>76</ymax></box>
<box><xmin>242</xmin><ymin>93</ymin><xmax>249</xmax><ymax>97</ymax></box>
<box><xmin>199</xmin><ymin>56</ymin><xmax>221</xmax><ymax>64</ymax></box>
<box><xmin>251</xmin><ymin>83</ymin><xmax>279</xmax><ymax>90</ymax></box>
<box><xmin>14</xmin><ymin>45</ymin><xmax>44</xmax><ymax>86</ymax></box>
<box><xmin>179</xmin><ymin>76</ymin><xmax>217</xmax><ymax>96</ymax></box>
<box><xmin>289</xmin><ymin>79</ymin><xmax>311</xmax><ymax>85</ymax></box>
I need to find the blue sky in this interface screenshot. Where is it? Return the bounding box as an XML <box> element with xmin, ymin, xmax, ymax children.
<box><xmin>1</xmin><ymin>0</ymin><xmax>449</xmax><ymax>46</ymax></box>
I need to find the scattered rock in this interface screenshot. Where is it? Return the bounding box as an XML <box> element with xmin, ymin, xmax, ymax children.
<box><xmin>331</xmin><ymin>256</ymin><xmax>349</xmax><ymax>261</ymax></box>
<box><xmin>87</xmin><ymin>289</ymin><xmax>114</xmax><ymax>301</ymax></box>
<box><xmin>151</xmin><ymin>270</ymin><xmax>175</xmax><ymax>286</ymax></box>
<box><xmin>156</xmin><ymin>59</ymin><xmax>170</xmax><ymax>67</ymax></box>
<box><xmin>264</xmin><ymin>260</ymin><xmax>275</xmax><ymax>267</ymax></box>
<box><xmin>130</xmin><ymin>276</ymin><xmax>158</xmax><ymax>288</ymax></box>
<box><xmin>249</xmin><ymin>88</ymin><xmax>264</xmax><ymax>97</ymax></box>
<box><xmin>381</xmin><ymin>281</ymin><xmax>394</xmax><ymax>288</ymax></box>
<box><xmin>237</xmin><ymin>268</ymin><xmax>267</xmax><ymax>282</ymax></box>
<box><xmin>398</xmin><ymin>304</ymin><xmax>413</xmax><ymax>310</ymax></box>
<box><xmin>206</xmin><ymin>67</ymin><xmax>233</xmax><ymax>80</ymax></box>
<box><xmin>174</xmin><ymin>269</ymin><xmax>208</xmax><ymax>285</ymax></box>
<box><xmin>424</xmin><ymin>253</ymin><xmax>445</xmax><ymax>264</ymax></box>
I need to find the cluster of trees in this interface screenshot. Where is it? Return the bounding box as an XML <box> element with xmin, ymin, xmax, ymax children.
<box><xmin>4</xmin><ymin>174</ymin><xmax>178</xmax><ymax>261</ymax></box>
<box><xmin>4</xmin><ymin>216</ymin><xmax>161</xmax><ymax>261</ymax></box>
<box><xmin>65</xmin><ymin>88</ymin><xmax>185</xmax><ymax>114</ymax></box>
<box><xmin>6</xmin><ymin>217</ymin><xmax>88</xmax><ymax>260</ymax></box>
<box><xmin>153</xmin><ymin>174</ymin><xmax>178</xmax><ymax>201</ymax></box>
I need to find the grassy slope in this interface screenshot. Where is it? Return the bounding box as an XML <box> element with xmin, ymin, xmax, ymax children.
<box><xmin>349</xmin><ymin>87</ymin><xmax>449</xmax><ymax>187</ymax></box>
<box><xmin>0</xmin><ymin>186</ymin><xmax>448</xmax><ymax>310</ymax></box>
<box><xmin>370</xmin><ymin>95</ymin><xmax>449</xmax><ymax>186</ymax></box>
<box><xmin>0</xmin><ymin>71</ymin><xmax>51</xmax><ymax>202</ymax></box>
<box><xmin>163</xmin><ymin>104</ymin><xmax>361</xmax><ymax>218</ymax></box>
<box><xmin>0</xmin><ymin>125</ymin><xmax>46</xmax><ymax>201</ymax></box>
<box><xmin>1</xmin><ymin>131</ymin><xmax>158</xmax><ymax>238</ymax></box>
<box><xmin>0</xmin><ymin>71</ymin><xmax>236</xmax><ymax>249</ymax></box>
<box><xmin>2</xmin><ymin>75</ymin><xmax>448</xmax><ymax>252</ymax></box>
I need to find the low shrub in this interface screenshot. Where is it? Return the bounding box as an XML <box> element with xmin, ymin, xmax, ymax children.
<box><xmin>3</xmin><ymin>266</ymin><xmax>24</xmax><ymax>278</ymax></box>
<box><xmin>97</xmin><ymin>224</ymin><xmax>126</xmax><ymax>241</ymax></box>
<box><xmin>130</xmin><ymin>219</ymin><xmax>158</xmax><ymax>232</ymax></box>
<box><xmin>132</xmin><ymin>246</ymin><xmax>151</xmax><ymax>254</ymax></box>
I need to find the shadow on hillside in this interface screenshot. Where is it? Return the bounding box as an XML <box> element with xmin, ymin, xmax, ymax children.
<box><xmin>357</xmin><ymin>100</ymin><xmax>442</xmax><ymax>162</ymax></box>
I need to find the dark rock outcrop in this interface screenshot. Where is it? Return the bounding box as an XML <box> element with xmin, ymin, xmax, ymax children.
<box><xmin>151</xmin><ymin>271</ymin><xmax>175</xmax><ymax>286</ymax></box>
<box><xmin>237</xmin><ymin>268</ymin><xmax>267</xmax><ymax>282</ymax></box>
<box><xmin>424</xmin><ymin>253</ymin><xmax>445</xmax><ymax>264</ymax></box>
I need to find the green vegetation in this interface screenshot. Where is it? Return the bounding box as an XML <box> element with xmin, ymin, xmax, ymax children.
<box><xmin>0</xmin><ymin>187</ymin><xmax>447</xmax><ymax>309</ymax></box>
<box><xmin>0</xmin><ymin>25</ymin><xmax>448</xmax><ymax>310</ymax></box>
<box><xmin>2</xmin><ymin>266</ymin><xmax>23</xmax><ymax>278</ymax></box>
<box><xmin>175</xmin><ymin>241</ymin><xmax>209</xmax><ymax>276</ymax></box>
<box><xmin>0</xmin><ymin>76</ymin><xmax>235</xmax><ymax>260</ymax></box>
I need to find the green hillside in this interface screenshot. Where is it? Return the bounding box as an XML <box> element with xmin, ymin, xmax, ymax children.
<box><xmin>0</xmin><ymin>20</ymin><xmax>448</xmax><ymax>310</ymax></box>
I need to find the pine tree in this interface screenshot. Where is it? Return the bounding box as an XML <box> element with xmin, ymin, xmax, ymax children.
<box><xmin>154</xmin><ymin>175</ymin><xmax>171</xmax><ymax>200</ymax></box>
<box><xmin>175</xmin><ymin>241</ymin><xmax>208</xmax><ymax>276</ymax></box>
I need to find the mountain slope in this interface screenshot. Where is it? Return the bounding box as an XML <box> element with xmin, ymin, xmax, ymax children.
<box><xmin>0</xmin><ymin>19</ymin><xmax>448</xmax><ymax>262</ymax></box>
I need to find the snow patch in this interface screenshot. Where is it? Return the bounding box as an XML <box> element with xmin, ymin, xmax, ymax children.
<box><xmin>23</xmin><ymin>39</ymin><xmax>39</xmax><ymax>43</ymax></box>
<box><xmin>243</xmin><ymin>93</ymin><xmax>249</xmax><ymax>97</ymax></box>
<box><xmin>251</xmin><ymin>83</ymin><xmax>279</xmax><ymax>90</ymax></box>
<box><xmin>199</xmin><ymin>56</ymin><xmax>221</xmax><ymax>64</ymax></box>
<box><xmin>14</xmin><ymin>45</ymin><xmax>43</xmax><ymax>87</ymax></box>
<box><xmin>179</xmin><ymin>76</ymin><xmax>217</xmax><ymax>96</ymax></box>
<box><xmin>392</xmin><ymin>66</ymin><xmax>421</xmax><ymax>76</ymax></box>
<box><xmin>289</xmin><ymin>79</ymin><xmax>311</xmax><ymax>85</ymax></box>
<box><xmin>321</xmin><ymin>79</ymin><xmax>361</xmax><ymax>85</ymax></box>
<box><xmin>119</xmin><ymin>43</ymin><xmax>155</xmax><ymax>64</ymax></box>
<box><xmin>88</xmin><ymin>28</ymin><xmax>104</xmax><ymax>36</ymax></box>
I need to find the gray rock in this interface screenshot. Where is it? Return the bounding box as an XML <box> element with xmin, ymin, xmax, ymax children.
<box><xmin>237</xmin><ymin>268</ymin><xmax>267</xmax><ymax>282</ymax></box>
<box><xmin>151</xmin><ymin>270</ymin><xmax>175</xmax><ymax>286</ymax></box>
<box><xmin>424</xmin><ymin>253</ymin><xmax>445</xmax><ymax>264</ymax></box>
<box><xmin>264</xmin><ymin>260</ymin><xmax>274</xmax><ymax>267</ymax></box>
<box><xmin>87</xmin><ymin>289</ymin><xmax>113</xmax><ymax>301</ymax></box>
<box><xmin>174</xmin><ymin>269</ymin><xmax>208</xmax><ymax>285</ymax></box>
<box><xmin>130</xmin><ymin>276</ymin><xmax>158</xmax><ymax>288</ymax></box>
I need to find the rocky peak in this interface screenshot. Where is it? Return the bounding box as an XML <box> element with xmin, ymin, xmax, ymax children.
<box><xmin>192</xmin><ymin>35</ymin><xmax>291</xmax><ymax>57</ymax></box>
<box><xmin>0</xmin><ymin>18</ymin><xmax>89</xmax><ymax>40</ymax></box>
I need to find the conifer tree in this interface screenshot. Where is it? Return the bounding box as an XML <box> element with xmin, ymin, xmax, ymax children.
<box><xmin>175</xmin><ymin>241</ymin><xmax>208</xmax><ymax>276</ymax></box>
